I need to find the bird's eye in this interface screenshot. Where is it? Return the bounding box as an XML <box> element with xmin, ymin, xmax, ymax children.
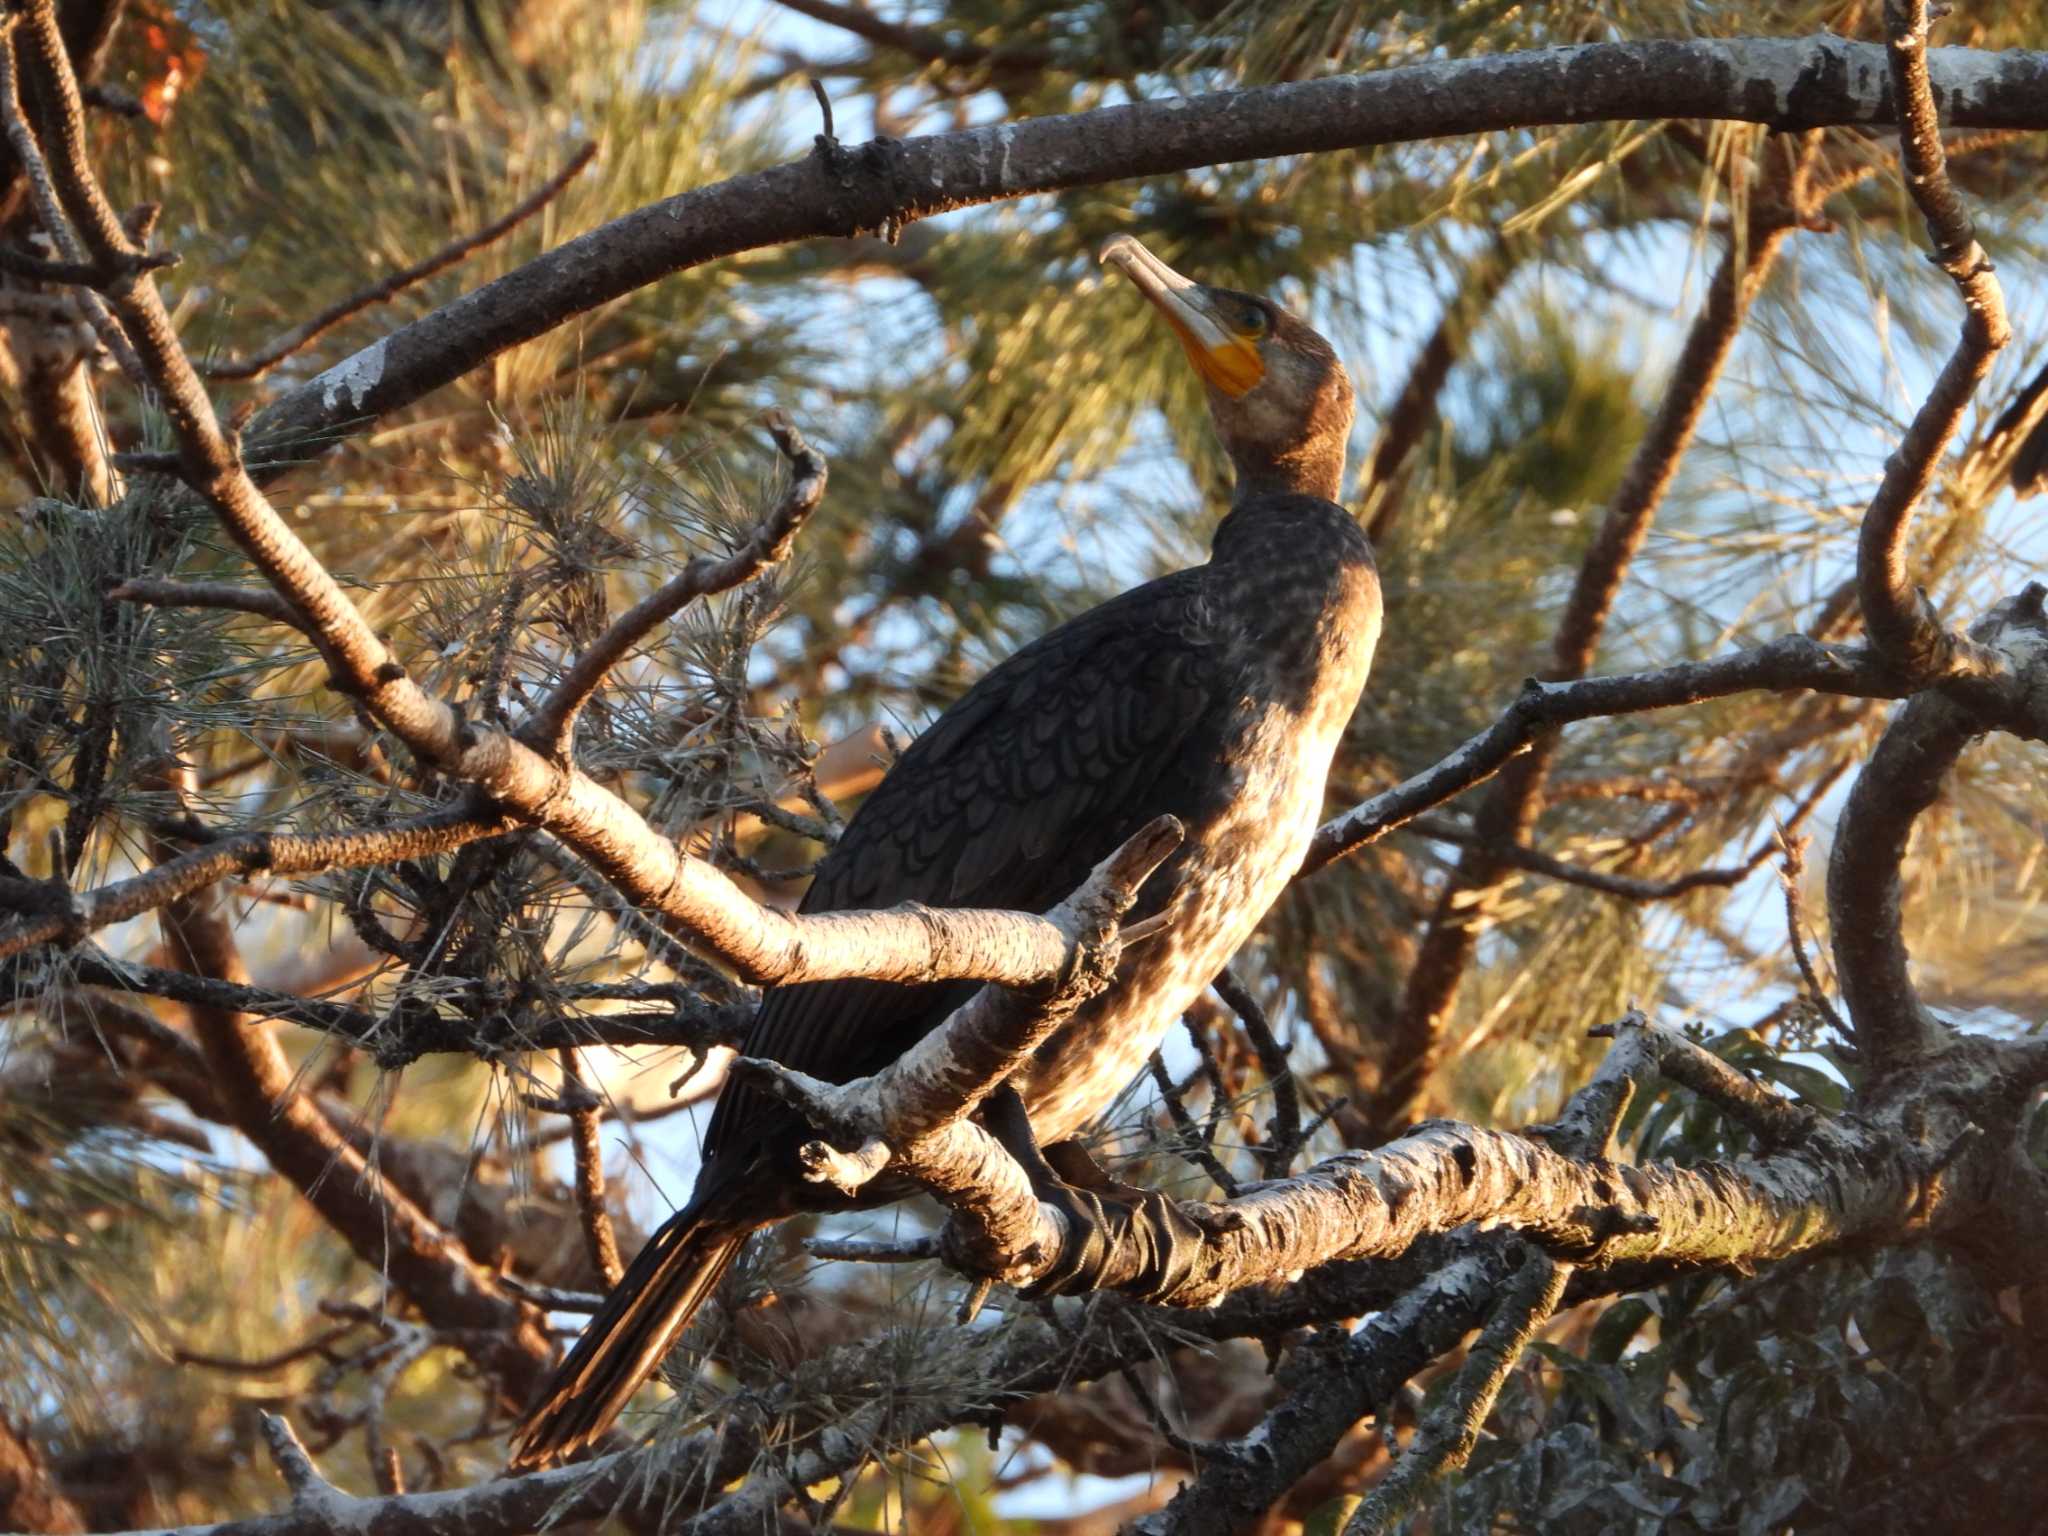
<box><xmin>1239</xmin><ymin>302</ymin><xmax>1269</xmax><ymax>336</ymax></box>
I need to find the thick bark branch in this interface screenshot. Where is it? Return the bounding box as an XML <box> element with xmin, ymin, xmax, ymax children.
<box><xmin>731</xmin><ymin>816</ymin><xmax>1183</xmax><ymax>1285</ymax></box>
<box><xmin>235</xmin><ymin>37</ymin><xmax>2048</xmax><ymax>476</ymax></box>
<box><xmin>1828</xmin><ymin>587</ymin><xmax>2048</xmax><ymax>1066</ymax></box>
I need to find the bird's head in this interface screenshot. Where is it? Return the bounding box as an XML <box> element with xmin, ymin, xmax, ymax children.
<box><xmin>1100</xmin><ymin>234</ymin><xmax>1354</xmax><ymax>505</ymax></box>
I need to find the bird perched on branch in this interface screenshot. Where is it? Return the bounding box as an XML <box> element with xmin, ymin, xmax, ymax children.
<box><xmin>511</xmin><ymin>235</ymin><xmax>1382</xmax><ymax>1469</ymax></box>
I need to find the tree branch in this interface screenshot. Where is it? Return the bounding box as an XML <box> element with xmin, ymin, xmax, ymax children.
<box><xmin>554</xmin><ymin>1047</ymin><xmax>625</xmax><ymax>1289</ymax></box>
<box><xmin>1342</xmin><ymin>1246</ymin><xmax>1569</xmax><ymax>1536</ymax></box>
<box><xmin>730</xmin><ymin>815</ymin><xmax>1182</xmax><ymax>1287</ymax></box>
<box><xmin>105</xmin><ymin>576</ymin><xmax>311</xmax><ymax>631</ymax></box>
<box><xmin>235</xmin><ymin>36</ymin><xmax>2048</xmax><ymax>479</ymax></box>
<box><xmin>1302</xmin><ymin>635</ymin><xmax>1904</xmax><ymax>876</ymax></box>
<box><xmin>0</xmin><ymin>803</ymin><xmax>507</xmax><ymax>960</ymax></box>
<box><xmin>202</xmin><ymin>141</ymin><xmax>597</xmax><ymax>382</ymax></box>
<box><xmin>1829</xmin><ymin>586</ymin><xmax>2048</xmax><ymax>1066</ymax></box>
<box><xmin>1856</xmin><ymin>0</ymin><xmax>2014</xmax><ymax>675</ymax></box>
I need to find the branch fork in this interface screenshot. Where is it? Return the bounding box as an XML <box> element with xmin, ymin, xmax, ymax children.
<box><xmin>733</xmin><ymin>814</ymin><xmax>1184</xmax><ymax>1285</ymax></box>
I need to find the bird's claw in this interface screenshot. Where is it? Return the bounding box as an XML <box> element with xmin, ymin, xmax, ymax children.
<box><xmin>1020</xmin><ymin>1176</ymin><xmax>1207</xmax><ymax>1303</ymax></box>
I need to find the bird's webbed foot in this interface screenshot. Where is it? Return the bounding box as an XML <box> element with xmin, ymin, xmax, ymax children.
<box><xmin>981</xmin><ymin>1087</ymin><xmax>1207</xmax><ymax>1303</ymax></box>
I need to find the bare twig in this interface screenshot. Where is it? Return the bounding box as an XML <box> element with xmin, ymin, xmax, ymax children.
<box><xmin>555</xmin><ymin>1047</ymin><xmax>625</xmax><ymax>1288</ymax></box>
<box><xmin>771</xmin><ymin>0</ymin><xmax>1046</xmax><ymax>74</ymax></box>
<box><xmin>259</xmin><ymin>1415</ymin><xmax>341</xmax><ymax>1512</ymax></box>
<box><xmin>203</xmin><ymin>142</ymin><xmax>599</xmax><ymax>381</ymax></box>
<box><xmin>1829</xmin><ymin>586</ymin><xmax>2048</xmax><ymax>1065</ymax></box>
<box><xmin>1148</xmin><ymin>1050</ymin><xmax>1241</xmax><ymax>1197</ymax></box>
<box><xmin>173</xmin><ymin>1324</ymin><xmax>364</xmax><ymax>1376</ymax></box>
<box><xmin>1776</xmin><ymin>830</ymin><xmax>1848</xmax><ymax>1036</ymax></box>
<box><xmin>1214</xmin><ymin>968</ymin><xmax>1303</xmax><ymax>1179</ymax></box>
<box><xmin>106</xmin><ymin>576</ymin><xmax>311</xmax><ymax>632</ymax></box>
<box><xmin>1303</xmin><ymin>636</ymin><xmax>1905</xmax><ymax>878</ymax></box>
<box><xmin>1408</xmin><ymin>757</ymin><xmax>1843</xmax><ymax>903</ymax></box>
<box><xmin>0</xmin><ymin>238</ymin><xmax>168</xmax><ymax>284</ymax></box>
<box><xmin>1412</xmin><ymin>818</ymin><xmax>1763</xmax><ymax>902</ymax></box>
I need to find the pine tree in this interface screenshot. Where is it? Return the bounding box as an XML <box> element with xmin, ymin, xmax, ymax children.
<box><xmin>3</xmin><ymin>0</ymin><xmax>2046</xmax><ymax>1529</ymax></box>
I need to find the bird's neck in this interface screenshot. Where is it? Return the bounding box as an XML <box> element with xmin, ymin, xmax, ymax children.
<box><xmin>1228</xmin><ymin>435</ymin><xmax>1347</xmax><ymax>506</ymax></box>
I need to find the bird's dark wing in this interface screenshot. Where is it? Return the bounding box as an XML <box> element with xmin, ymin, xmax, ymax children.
<box><xmin>1995</xmin><ymin>357</ymin><xmax>2048</xmax><ymax>496</ymax></box>
<box><xmin>703</xmin><ymin>566</ymin><xmax>1234</xmax><ymax>1168</ymax></box>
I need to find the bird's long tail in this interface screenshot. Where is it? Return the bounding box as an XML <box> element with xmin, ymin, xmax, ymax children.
<box><xmin>510</xmin><ymin>1211</ymin><xmax>748</xmax><ymax>1470</ymax></box>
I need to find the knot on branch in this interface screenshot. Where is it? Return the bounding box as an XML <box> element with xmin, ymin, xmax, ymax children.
<box><xmin>810</xmin><ymin>128</ymin><xmax>919</xmax><ymax>242</ymax></box>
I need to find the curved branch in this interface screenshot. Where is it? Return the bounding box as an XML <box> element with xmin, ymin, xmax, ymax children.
<box><xmin>203</xmin><ymin>141</ymin><xmax>598</xmax><ymax>382</ymax></box>
<box><xmin>239</xmin><ymin>36</ymin><xmax>2048</xmax><ymax>476</ymax></box>
<box><xmin>1827</xmin><ymin>586</ymin><xmax>2048</xmax><ymax>1065</ymax></box>
<box><xmin>1857</xmin><ymin>0</ymin><xmax>2014</xmax><ymax>674</ymax></box>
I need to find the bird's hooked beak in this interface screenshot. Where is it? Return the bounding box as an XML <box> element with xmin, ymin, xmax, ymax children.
<box><xmin>1099</xmin><ymin>235</ymin><xmax>1266</xmax><ymax>399</ymax></box>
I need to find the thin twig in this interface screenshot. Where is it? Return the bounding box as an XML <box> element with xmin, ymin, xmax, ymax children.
<box><xmin>1303</xmin><ymin>636</ymin><xmax>1905</xmax><ymax>879</ymax></box>
<box><xmin>555</xmin><ymin>1046</ymin><xmax>625</xmax><ymax>1288</ymax></box>
<box><xmin>1407</xmin><ymin>757</ymin><xmax>1845</xmax><ymax>903</ymax></box>
<box><xmin>106</xmin><ymin>577</ymin><xmax>312</xmax><ymax>632</ymax></box>
<box><xmin>203</xmin><ymin>142</ymin><xmax>599</xmax><ymax>381</ymax></box>
<box><xmin>1775</xmin><ymin>829</ymin><xmax>1848</xmax><ymax>1037</ymax></box>
<box><xmin>1147</xmin><ymin>1050</ymin><xmax>1241</xmax><ymax>1197</ymax></box>
<box><xmin>1214</xmin><ymin>969</ymin><xmax>1303</xmax><ymax>1179</ymax></box>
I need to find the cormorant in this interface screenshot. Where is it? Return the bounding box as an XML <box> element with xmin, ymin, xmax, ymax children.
<box><xmin>510</xmin><ymin>235</ymin><xmax>1382</xmax><ymax>1469</ymax></box>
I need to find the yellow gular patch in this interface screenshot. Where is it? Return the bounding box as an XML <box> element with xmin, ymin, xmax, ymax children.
<box><xmin>1189</xmin><ymin>335</ymin><xmax>1264</xmax><ymax>398</ymax></box>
